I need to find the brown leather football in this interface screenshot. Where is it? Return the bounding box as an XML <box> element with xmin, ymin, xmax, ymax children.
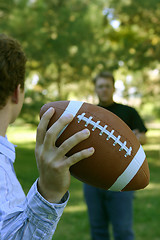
<box><xmin>40</xmin><ymin>100</ymin><xmax>150</xmax><ymax>191</ymax></box>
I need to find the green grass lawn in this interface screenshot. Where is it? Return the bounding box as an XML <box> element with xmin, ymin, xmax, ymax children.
<box><xmin>7</xmin><ymin>123</ymin><xmax>160</xmax><ymax>240</ymax></box>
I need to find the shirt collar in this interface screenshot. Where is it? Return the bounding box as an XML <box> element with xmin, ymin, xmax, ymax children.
<box><xmin>0</xmin><ymin>136</ymin><xmax>16</xmax><ymax>163</ymax></box>
<box><xmin>98</xmin><ymin>102</ymin><xmax>116</xmax><ymax>109</ymax></box>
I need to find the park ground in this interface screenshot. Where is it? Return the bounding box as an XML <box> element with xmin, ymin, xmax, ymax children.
<box><xmin>7</xmin><ymin>121</ymin><xmax>160</xmax><ymax>240</ymax></box>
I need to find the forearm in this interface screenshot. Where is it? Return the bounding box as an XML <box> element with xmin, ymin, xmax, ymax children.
<box><xmin>1</xmin><ymin>211</ymin><xmax>56</xmax><ymax>240</ymax></box>
<box><xmin>0</xmin><ymin>180</ymin><xmax>69</xmax><ymax>240</ymax></box>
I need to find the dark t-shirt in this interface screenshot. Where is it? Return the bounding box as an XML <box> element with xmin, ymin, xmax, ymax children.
<box><xmin>98</xmin><ymin>102</ymin><xmax>147</xmax><ymax>132</ymax></box>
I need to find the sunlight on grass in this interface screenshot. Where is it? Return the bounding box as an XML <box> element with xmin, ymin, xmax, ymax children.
<box><xmin>146</xmin><ymin>129</ymin><xmax>160</xmax><ymax>137</ymax></box>
<box><xmin>65</xmin><ymin>205</ymin><xmax>87</xmax><ymax>213</ymax></box>
<box><xmin>7</xmin><ymin>125</ymin><xmax>36</xmax><ymax>143</ymax></box>
<box><xmin>135</xmin><ymin>183</ymin><xmax>160</xmax><ymax>198</ymax></box>
<box><xmin>146</xmin><ymin>182</ymin><xmax>160</xmax><ymax>191</ymax></box>
<box><xmin>143</xmin><ymin>144</ymin><xmax>160</xmax><ymax>151</ymax></box>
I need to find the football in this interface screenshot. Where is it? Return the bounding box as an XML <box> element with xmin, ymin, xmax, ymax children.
<box><xmin>40</xmin><ymin>100</ymin><xmax>150</xmax><ymax>191</ymax></box>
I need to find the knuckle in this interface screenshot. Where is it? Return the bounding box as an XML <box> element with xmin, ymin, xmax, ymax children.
<box><xmin>52</xmin><ymin>162</ymin><xmax>64</xmax><ymax>173</ymax></box>
<box><xmin>46</xmin><ymin>129</ymin><xmax>53</xmax><ymax>138</ymax></box>
<box><xmin>75</xmin><ymin>131</ymin><xmax>86</xmax><ymax>141</ymax></box>
<box><xmin>59</xmin><ymin>116</ymin><xmax>67</xmax><ymax>126</ymax></box>
<box><xmin>79</xmin><ymin>150</ymin><xmax>86</xmax><ymax>159</ymax></box>
<box><xmin>59</xmin><ymin>115</ymin><xmax>66</xmax><ymax>122</ymax></box>
<box><xmin>37</xmin><ymin>126</ymin><xmax>43</xmax><ymax>135</ymax></box>
<box><xmin>60</xmin><ymin>141</ymin><xmax>68</xmax><ymax>150</ymax></box>
<box><xmin>42</xmin><ymin>111</ymin><xmax>49</xmax><ymax>119</ymax></box>
<box><xmin>59</xmin><ymin>114</ymin><xmax>72</xmax><ymax>125</ymax></box>
<box><xmin>70</xmin><ymin>155</ymin><xmax>77</xmax><ymax>164</ymax></box>
<box><xmin>73</xmin><ymin>151</ymin><xmax>84</xmax><ymax>161</ymax></box>
<box><xmin>78</xmin><ymin>149</ymin><xmax>91</xmax><ymax>160</ymax></box>
<box><xmin>39</xmin><ymin>150</ymin><xmax>45</xmax><ymax>161</ymax></box>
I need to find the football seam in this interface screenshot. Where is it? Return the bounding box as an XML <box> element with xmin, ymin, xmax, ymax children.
<box><xmin>52</xmin><ymin>106</ymin><xmax>136</xmax><ymax>158</ymax></box>
<box><xmin>77</xmin><ymin>112</ymin><xmax>132</xmax><ymax>157</ymax></box>
<box><xmin>76</xmin><ymin>110</ymin><xmax>135</xmax><ymax>158</ymax></box>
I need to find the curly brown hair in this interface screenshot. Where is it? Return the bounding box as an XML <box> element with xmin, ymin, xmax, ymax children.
<box><xmin>0</xmin><ymin>34</ymin><xmax>27</xmax><ymax>108</ymax></box>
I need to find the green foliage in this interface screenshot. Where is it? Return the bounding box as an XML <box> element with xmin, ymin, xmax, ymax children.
<box><xmin>108</xmin><ymin>0</ymin><xmax>160</xmax><ymax>70</ymax></box>
<box><xmin>0</xmin><ymin>0</ymin><xmax>159</xmax><ymax>120</ymax></box>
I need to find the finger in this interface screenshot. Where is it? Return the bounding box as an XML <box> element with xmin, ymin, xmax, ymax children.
<box><xmin>64</xmin><ymin>147</ymin><xmax>95</xmax><ymax>168</ymax></box>
<box><xmin>36</xmin><ymin>107</ymin><xmax>55</xmax><ymax>146</ymax></box>
<box><xmin>57</xmin><ymin>129</ymin><xmax>91</xmax><ymax>157</ymax></box>
<box><xmin>43</xmin><ymin>113</ymin><xmax>74</xmax><ymax>149</ymax></box>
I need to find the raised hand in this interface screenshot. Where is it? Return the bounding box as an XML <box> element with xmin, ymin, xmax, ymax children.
<box><xmin>35</xmin><ymin>107</ymin><xmax>94</xmax><ymax>203</ymax></box>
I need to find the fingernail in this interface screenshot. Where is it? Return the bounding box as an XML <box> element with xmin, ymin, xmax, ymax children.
<box><xmin>63</xmin><ymin>113</ymin><xmax>73</xmax><ymax>119</ymax></box>
<box><xmin>46</xmin><ymin>107</ymin><xmax>54</xmax><ymax>113</ymax></box>
<box><xmin>88</xmin><ymin>147</ymin><xmax>94</xmax><ymax>153</ymax></box>
<box><xmin>82</xmin><ymin>129</ymin><xmax>90</xmax><ymax>135</ymax></box>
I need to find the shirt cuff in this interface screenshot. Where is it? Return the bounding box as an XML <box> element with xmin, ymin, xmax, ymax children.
<box><xmin>26</xmin><ymin>179</ymin><xmax>69</xmax><ymax>225</ymax></box>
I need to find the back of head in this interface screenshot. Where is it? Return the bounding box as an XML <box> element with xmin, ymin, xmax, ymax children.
<box><xmin>0</xmin><ymin>34</ymin><xmax>27</xmax><ymax>109</ymax></box>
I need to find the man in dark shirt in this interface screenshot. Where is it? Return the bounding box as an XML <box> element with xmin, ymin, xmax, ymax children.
<box><xmin>102</xmin><ymin>103</ymin><xmax>147</xmax><ymax>136</ymax></box>
<box><xmin>84</xmin><ymin>71</ymin><xmax>147</xmax><ymax>240</ymax></box>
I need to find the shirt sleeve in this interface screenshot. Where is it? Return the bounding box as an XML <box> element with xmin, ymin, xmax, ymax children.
<box><xmin>0</xmin><ymin>177</ymin><xmax>69</xmax><ymax>240</ymax></box>
<box><xmin>129</xmin><ymin>108</ymin><xmax>147</xmax><ymax>132</ymax></box>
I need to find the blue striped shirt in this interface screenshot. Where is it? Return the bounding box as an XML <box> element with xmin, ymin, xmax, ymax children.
<box><xmin>0</xmin><ymin>136</ymin><xmax>69</xmax><ymax>239</ymax></box>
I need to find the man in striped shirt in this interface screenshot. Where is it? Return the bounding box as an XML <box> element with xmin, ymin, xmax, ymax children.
<box><xmin>0</xmin><ymin>34</ymin><xmax>94</xmax><ymax>239</ymax></box>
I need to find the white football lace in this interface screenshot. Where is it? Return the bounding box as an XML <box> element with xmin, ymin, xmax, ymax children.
<box><xmin>77</xmin><ymin>113</ymin><xmax>132</xmax><ymax>157</ymax></box>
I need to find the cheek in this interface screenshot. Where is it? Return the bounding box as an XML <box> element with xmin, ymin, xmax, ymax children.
<box><xmin>101</xmin><ymin>90</ymin><xmax>111</xmax><ymax>96</ymax></box>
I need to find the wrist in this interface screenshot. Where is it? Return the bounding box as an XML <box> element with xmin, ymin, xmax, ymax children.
<box><xmin>37</xmin><ymin>178</ymin><xmax>65</xmax><ymax>203</ymax></box>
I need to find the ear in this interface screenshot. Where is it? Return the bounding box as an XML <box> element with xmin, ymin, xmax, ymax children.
<box><xmin>11</xmin><ymin>84</ymin><xmax>21</xmax><ymax>104</ymax></box>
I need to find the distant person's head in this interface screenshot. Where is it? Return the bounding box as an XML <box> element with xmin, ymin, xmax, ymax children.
<box><xmin>0</xmin><ymin>34</ymin><xmax>27</xmax><ymax>122</ymax></box>
<box><xmin>93</xmin><ymin>71</ymin><xmax>115</xmax><ymax>106</ymax></box>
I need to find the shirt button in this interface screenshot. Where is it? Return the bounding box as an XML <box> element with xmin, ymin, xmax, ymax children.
<box><xmin>48</xmin><ymin>214</ymin><xmax>53</xmax><ymax>220</ymax></box>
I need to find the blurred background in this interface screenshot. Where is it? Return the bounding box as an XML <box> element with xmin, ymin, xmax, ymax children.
<box><xmin>0</xmin><ymin>0</ymin><xmax>160</xmax><ymax>124</ymax></box>
<box><xmin>1</xmin><ymin>0</ymin><xmax>160</xmax><ymax>239</ymax></box>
